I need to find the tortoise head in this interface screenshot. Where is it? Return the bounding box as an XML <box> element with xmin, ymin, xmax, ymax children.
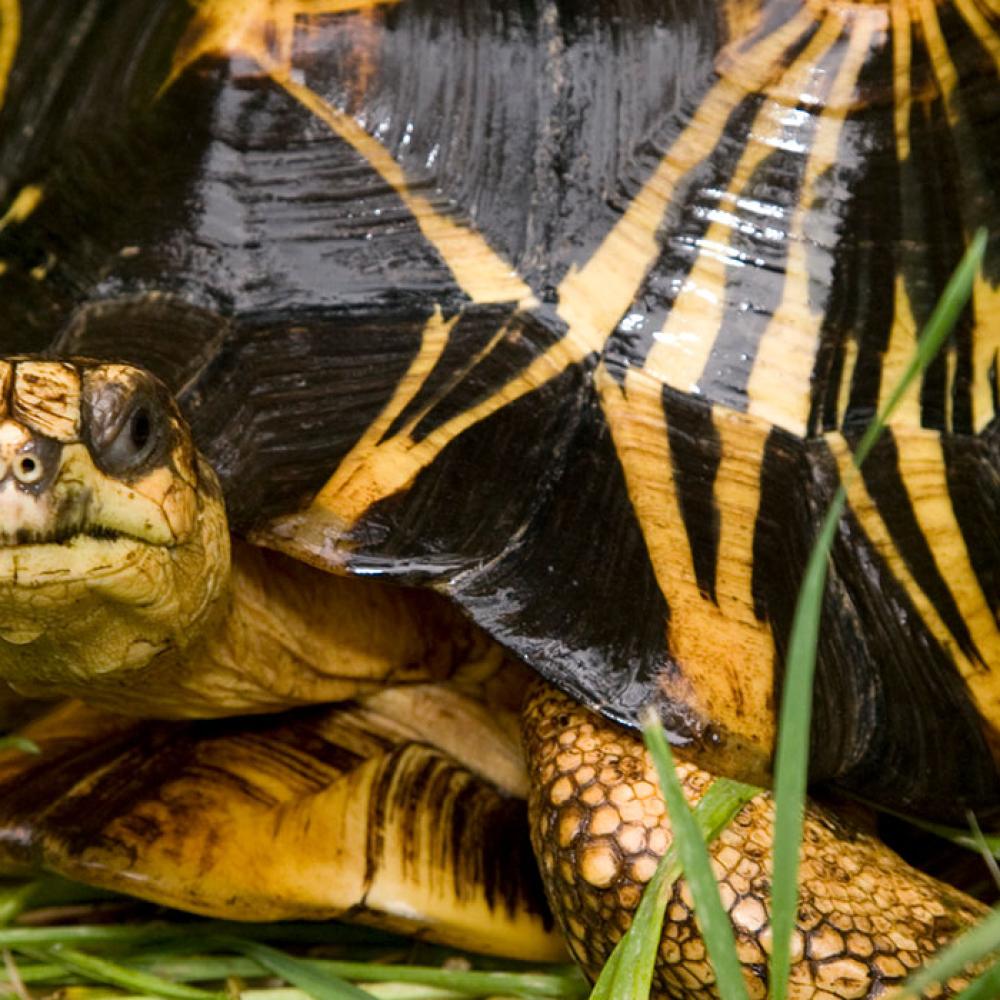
<box><xmin>0</xmin><ymin>358</ymin><xmax>230</xmax><ymax>701</ymax></box>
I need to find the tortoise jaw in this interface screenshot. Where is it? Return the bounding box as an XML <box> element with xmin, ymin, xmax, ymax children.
<box><xmin>0</xmin><ymin>497</ymin><xmax>231</xmax><ymax>704</ymax></box>
<box><xmin>0</xmin><ymin>478</ymin><xmax>134</xmax><ymax>549</ymax></box>
<box><xmin>0</xmin><ymin>534</ymin><xmax>164</xmax><ymax>653</ymax></box>
<box><xmin>0</xmin><ymin>526</ymin><xmax>122</xmax><ymax>548</ymax></box>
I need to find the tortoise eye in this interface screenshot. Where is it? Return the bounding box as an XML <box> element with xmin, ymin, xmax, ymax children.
<box><xmin>129</xmin><ymin>407</ymin><xmax>152</xmax><ymax>451</ymax></box>
<box><xmin>91</xmin><ymin>393</ymin><xmax>166</xmax><ymax>478</ymax></box>
<box><xmin>82</xmin><ymin>365</ymin><xmax>176</xmax><ymax>480</ymax></box>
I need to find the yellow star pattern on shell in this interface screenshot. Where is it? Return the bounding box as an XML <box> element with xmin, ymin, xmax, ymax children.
<box><xmin>165</xmin><ymin>0</ymin><xmax>399</xmax><ymax>90</ymax></box>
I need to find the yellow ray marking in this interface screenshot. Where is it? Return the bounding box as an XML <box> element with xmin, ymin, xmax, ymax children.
<box><xmin>555</xmin><ymin>5</ymin><xmax>817</xmax><ymax>364</ymax></box>
<box><xmin>642</xmin><ymin>12</ymin><xmax>843</xmax><ymax>398</ymax></box>
<box><xmin>877</xmin><ymin>275</ymin><xmax>924</xmax><ymax>428</ymax></box>
<box><xmin>953</xmin><ymin>0</ymin><xmax>1000</xmax><ymax>69</ymax></box>
<box><xmin>308</xmin><ymin>308</ymin><xmax>455</xmax><ymax>525</ymax></box>
<box><xmin>968</xmin><ymin>266</ymin><xmax>1000</xmax><ymax>435</ymax></box>
<box><xmin>167</xmin><ymin>0</ymin><xmax>529</xmax><ymax>307</ymax></box>
<box><xmin>166</xmin><ymin>0</ymin><xmax>399</xmax><ymax>93</ymax></box>
<box><xmin>0</xmin><ymin>183</ymin><xmax>41</xmax><ymax>232</ymax></box>
<box><xmin>597</xmin><ymin>364</ymin><xmax>777</xmax><ymax>784</ymax></box>
<box><xmin>828</xmin><ymin>431</ymin><xmax>998</xmax><ymax>704</ymax></box>
<box><xmin>721</xmin><ymin>0</ymin><xmax>763</xmax><ymax>46</ymax></box>
<box><xmin>917</xmin><ymin>0</ymin><xmax>959</xmax><ymax>95</ymax></box>
<box><xmin>892</xmin><ymin>0</ymin><xmax>913</xmax><ymax>161</ymax></box>
<box><xmin>835</xmin><ymin>334</ymin><xmax>858</xmax><ymax>429</ymax></box>
<box><xmin>29</xmin><ymin>252</ymin><xmax>54</xmax><ymax>282</ymax></box>
<box><xmin>252</xmin><ymin>0</ymin><xmax>813</xmax><ymax>543</ymax></box>
<box><xmin>273</xmin><ymin>311</ymin><xmax>591</xmax><ymax>543</ymax></box>
<box><xmin>861</xmin><ymin>2</ymin><xmax>929</xmax><ymax>426</ymax></box>
<box><xmin>944</xmin><ymin>341</ymin><xmax>956</xmax><ymax>431</ymax></box>
<box><xmin>268</xmin><ymin>69</ymin><xmax>532</xmax><ymax>306</ymax></box>
<box><xmin>915</xmin><ymin>0</ymin><xmax>1000</xmax><ymax>431</ymax></box>
<box><xmin>747</xmin><ymin>11</ymin><xmax>881</xmax><ymax>436</ymax></box>
<box><xmin>0</xmin><ymin>0</ymin><xmax>16</xmax><ymax>111</ymax></box>
<box><xmin>896</xmin><ymin>434</ymin><xmax>1000</xmax><ymax>687</ymax></box>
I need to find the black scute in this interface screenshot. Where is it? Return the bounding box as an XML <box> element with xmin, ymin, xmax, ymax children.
<box><xmin>352</xmin><ymin>361</ymin><xmax>672</xmax><ymax>724</ymax></box>
<box><xmin>753</xmin><ymin>429</ymin><xmax>1000</xmax><ymax>822</ymax></box>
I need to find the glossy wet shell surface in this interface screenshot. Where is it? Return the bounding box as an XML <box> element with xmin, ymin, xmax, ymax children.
<box><xmin>0</xmin><ymin>0</ymin><xmax>998</xmax><ymax>815</ymax></box>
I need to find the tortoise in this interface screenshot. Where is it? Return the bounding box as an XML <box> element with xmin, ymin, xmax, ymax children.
<box><xmin>0</xmin><ymin>0</ymin><xmax>997</xmax><ymax>995</ymax></box>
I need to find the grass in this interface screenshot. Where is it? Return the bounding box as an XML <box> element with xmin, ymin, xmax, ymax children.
<box><xmin>588</xmin><ymin>777</ymin><xmax>758</xmax><ymax>1000</ymax></box>
<box><xmin>0</xmin><ymin>237</ymin><xmax>992</xmax><ymax>1000</ymax></box>
<box><xmin>0</xmin><ymin>883</ymin><xmax>591</xmax><ymax>1000</ymax></box>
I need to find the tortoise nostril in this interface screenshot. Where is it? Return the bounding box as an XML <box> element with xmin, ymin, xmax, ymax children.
<box><xmin>13</xmin><ymin>454</ymin><xmax>43</xmax><ymax>485</ymax></box>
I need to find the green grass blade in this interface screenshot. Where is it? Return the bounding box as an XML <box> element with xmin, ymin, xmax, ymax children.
<box><xmin>0</xmin><ymin>736</ymin><xmax>38</xmax><ymax>755</ymax></box>
<box><xmin>767</xmin><ymin>227</ymin><xmax>987</xmax><ymax>1000</ymax></box>
<box><xmin>964</xmin><ymin>812</ymin><xmax>1000</xmax><ymax>890</ymax></box>
<box><xmin>0</xmin><ymin>951</ymin><xmax>587</xmax><ymax>999</ymax></box>
<box><xmin>956</xmin><ymin>958</ymin><xmax>1000</xmax><ymax>999</ymax></box>
<box><xmin>36</xmin><ymin>945</ymin><xmax>226</xmax><ymax>1000</ymax></box>
<box><xmin>854</xmin><ymin>227</ymin><xmax>988</xmax><ymax>469</ymax></box>
<box><xmin>0</xmin><ymin>921</ymin><xmax>405</xmax><ymax>950</ymax></box>
<box><xmin>222</xmin><ymin>938</ymin><xmax>378</xmax><ymax>1000</ymax></box>
<box><xmin>588</xmin><ymin>843</ymin><xmax>673</xmax><ymax>1000</ymax></box>
<box><xmin>0</xmin><ymin>926</ymin><xmax>167</xmax><ymax>948</ymax></box>
<box><xmin>253</xmin><ymin>960</ymin><xmax>588</xmax><ymax>999</ymax></box>
<box><xmin>765</xmin><ymin>494</ymin><xmax>843</xmax><ymax>1000</ymax></box>
<box><xmin>44</xmin><ymin>988</ymin><xmax>469</xmax><ymax>1000</ymax></box>
<box><xmin>228</xmin><ymin>947</ymin><xmax>586</xmax><ymax>1000</ymax></box>
<box><xmin>639</xmin><ymin>716</ymin><xmax>756</xmax><ymax>1000</ymax></box>
<box><xmin>589</xmin><ymin>776</ymin><xmax>757</xmax><ymax>1000</ymax></box>
<box><xmin>855</xmin><ymin>802</ymin><xmax>1000</xmax><ymax>856</ymax></box>
<box><xmin>0</xmin><ymin>882</ymin><xmax>38</xmax><ymax>927</ymax></box>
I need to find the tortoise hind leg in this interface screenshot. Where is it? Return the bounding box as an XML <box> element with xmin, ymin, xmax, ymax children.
<box><xmin>522</xmin><ymin>682</ymin><xmax>985</xmax><ymax>999</ymax></box>
<box><xmin>0</xmin><ymin>691</ymin><xmax>565</xmax><ymax>962</ymax></box>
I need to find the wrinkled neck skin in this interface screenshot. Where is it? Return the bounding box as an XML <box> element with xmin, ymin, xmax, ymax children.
<box><xmin>1</xmin><ymin>531</ymin><xmax>501</xmax><ymax>720</ymax></box>
<box><xmin>118</xmin><ymin>538</ymin><xmax>504</xmax><ymax>719</ymax></box>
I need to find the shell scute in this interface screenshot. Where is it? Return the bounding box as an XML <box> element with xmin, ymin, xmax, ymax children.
<box><xmin>1</xmin><ymin>0</ymin><xmax>998</xmax><ymax>813</ymax></box>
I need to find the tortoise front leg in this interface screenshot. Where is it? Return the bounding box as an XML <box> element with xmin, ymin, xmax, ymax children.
<box><xmin>522</xmin><ymin>683</ymin><xmax>985</xmax><ymax>999</ymax></box>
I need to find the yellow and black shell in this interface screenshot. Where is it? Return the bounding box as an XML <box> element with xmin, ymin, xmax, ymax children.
<box><xmin>1</xmin><ymin>0</ymin><xmax>998</xmax><ymax>821</ymax></box>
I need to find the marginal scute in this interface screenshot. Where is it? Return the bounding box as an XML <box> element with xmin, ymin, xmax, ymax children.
<box><xmin>0</xmin><ymin>691</ymin><xmax>565</xmax><ymax>961</ymax></box>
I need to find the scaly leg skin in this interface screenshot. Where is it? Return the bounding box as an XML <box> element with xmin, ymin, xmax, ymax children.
<box><xmin>522</xmin><ymin>683</ymin><xmax>986</xmax><ymax>999</ymax></box>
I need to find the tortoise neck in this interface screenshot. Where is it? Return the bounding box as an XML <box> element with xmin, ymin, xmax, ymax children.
<box><xmin>109</xmin><ymin>538</ymin><xmax>501</xmax><ymax>719</ymax></box>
